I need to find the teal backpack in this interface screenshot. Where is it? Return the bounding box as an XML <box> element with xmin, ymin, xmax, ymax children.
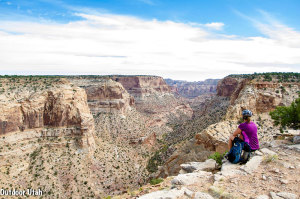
<box><xmin>227</xmin><ymin>137</ymin><xmax>251</xmax><ymax>164</ymax></box>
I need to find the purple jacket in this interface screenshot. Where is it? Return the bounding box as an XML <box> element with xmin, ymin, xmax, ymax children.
<box><xmin>238</xmin><ymin>121</ymin><xmax>259</xmax><ymax>150</ymax></box>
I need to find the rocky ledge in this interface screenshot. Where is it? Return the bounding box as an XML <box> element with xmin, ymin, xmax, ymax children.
<box><xmin>128</xmin><ymin>138</ymin><xmax>300</xmax><ymax>199</ymax></box>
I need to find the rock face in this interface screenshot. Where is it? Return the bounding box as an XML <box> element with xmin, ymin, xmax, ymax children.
<box><xmin>179</xmin><ymin>159</ymin><xmax>216</xmax><ymax>174</ymax></box>
<box><xmin>0</xmin><ymin>78</ymin><xmax>95</xmax><ymax>149</ymax></box>
<box><xmin>193</xmin><ymin>75</ymin><xmax>300</xmax><ymax>154</ymax></box>
<box><xmin>69</xmin><ymin>77</ymin><xmax>134</xmax><ymax>115</ymax></box>
<box><xmin>112</xmin><ymin>76</ymin><xmax>171</xmax><ymax>99</ymax></box>
<box><xmin>195</xmin><ymin>121</ymin><xmax>237</xmax><ymax>153</ymax></box>
<box><xmin>216</xmin><ymin>76</ymin><xmax>300</xmax><ymax>120</ymax></box>
<box><xmin>216</xmin><ymin>77</ymin><xmax>240</xmax><ymax>97</ymax></box>
<box><xmin>165</xmin><ymin>79</ymin><xmax>219</xmax><ymax>99</ymax></box>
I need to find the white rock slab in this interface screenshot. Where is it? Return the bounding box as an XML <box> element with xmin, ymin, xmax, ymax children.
<box><xmin>260</xmin><ymin>148</ymin><xmax>278</xmax><ymax>156</ymax></box>
<box><xmin>138</xmin><ymin>187</ymin><xmax>187</xmax><ymax>199</ymax></box>
<box><xmin>270</xmin><ymin>192</ymin><xmax>283</xmax><ymax>199</ymax></box>
<box><xmin>240</xmin><ymin>156</ymin><xmax>263</xmax><ymax>174</ymax></box>
<box><xmin>256</xmin><ymin>195</ymin><xmax>269</xmax><ymax>199</ymax></box>
<box><xmin>194</xmin><ymin>192</ymin><xmax>214</xmax><ymax>199</ymax></box>
<box><xmin>276</xmin><ymin>192</ymin><xmax>298</xmax><ymax>199</ymax></box>
<box><xmin>180</xmin><ymin>159</ymin><xmax>216</xmax><ymax>173</ymax></box>
<box><xmin>220</xmin><ymin>161</ymin><xmax>245</xmax><ymax>177</ymax></box>
<box><xmin>171</xmin><ymin>171</ymin><xmax>213</xmax><ymax>185</ymax></box>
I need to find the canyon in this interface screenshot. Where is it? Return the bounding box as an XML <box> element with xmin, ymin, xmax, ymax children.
<box><xmin>0</xmin><ymin>73</ymin><xmax>299</xmax><ymax>199</ymax></box>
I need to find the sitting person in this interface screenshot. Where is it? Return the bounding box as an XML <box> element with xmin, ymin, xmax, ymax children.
<box><xmin>228</xmin><ymin>109</ymin><xmax>260</xmax><ymax>152</ymax></box>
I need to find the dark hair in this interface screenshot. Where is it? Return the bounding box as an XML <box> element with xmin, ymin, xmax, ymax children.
<box><xmin>243</xmin><ymin>116</ymin><xmax>251</xmax><ymax>123</ymax></box>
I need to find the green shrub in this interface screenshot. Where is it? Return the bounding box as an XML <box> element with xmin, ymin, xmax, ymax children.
<box><xmin>208</xmin><ymin>151</ymin><xmax>227</xmax><ymax>165</ymax></box>
<box><xmin>150</xmin><ymin>178</ymin><xmax>163</xmax><ymax>185</ymax></box>
<box><xmin>270</xmin><ymin>95</ymin><xmax>300</xmax><ymax>129</ymax></box>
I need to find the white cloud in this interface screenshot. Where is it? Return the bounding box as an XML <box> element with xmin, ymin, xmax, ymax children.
<box><xmin>204</xmin><ymin>22</ymin><xmax>224</xmax><ymax>30</ymax></box>
<box><xmin>0</xmin><ymin>12</ymin><xmax>299</xmax><ymax>81</ymax></box>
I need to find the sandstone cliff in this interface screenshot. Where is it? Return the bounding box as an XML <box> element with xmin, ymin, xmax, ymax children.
<box><xmin>112</xmin><ymin>76</ymin><xmax>171</xmax><ymax>99</ymax></box>
<box><xmin>69</xmin><ymin>77</ymin><xmax>134</xmax><ymax>115</ymax></box>
<box><xmin>0</xmin><ymin>77</ymin><xmax>95</xmax><ymax>149</ymax></box>
<box><xmin>165</xmin><ymin>79</ymin><xmax>219</xmax><ymax>99</ymax></box>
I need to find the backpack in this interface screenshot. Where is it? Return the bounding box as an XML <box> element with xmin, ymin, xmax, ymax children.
<box><xmin>227</xmin><ymin>137</ymin><xmax>251</xmax><ymax>164</ymax></box>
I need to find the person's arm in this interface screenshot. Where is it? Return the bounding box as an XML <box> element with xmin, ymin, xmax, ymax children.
<box><xmin>229</xmin><ymin>128</ymin><xmax>242</xmax><ymax>141</ymax></box>
<box><xmin>228</xmin><ymin>128</ymin><xmax>242</xmax><ymax>150</ymax></box>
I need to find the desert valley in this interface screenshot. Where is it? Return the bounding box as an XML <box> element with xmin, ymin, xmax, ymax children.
<box><xmin>0</xmin><ymin>73</ymin><xmax>299</xmax><ymax>199</ymax></box>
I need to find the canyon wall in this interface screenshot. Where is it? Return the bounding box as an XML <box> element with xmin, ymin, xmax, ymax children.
<box><xmin>217</xmin><ymin>76</ymin><xmax>300</xmax><ymax>119</ymax></box>
<box><xmin>166</xmin><ymin>79</ymin><xmax>219</xmax><ymax>98</ymax></box>
<box><xmin>112</xmin><ymin>76</ymin><xmax>171</xmax><ymax>99</ymax></box>
<box><xmin>0</xmin><ymin>78</ymin><xmax>95</xmax><ymax>149</ymax></box>
<box><xmin>195</xmin><ymin>75</ymin><xmax>300</xmax><ymax>154</ymax></box>
<box><xmin>69</xmin><ymin>77</ymin><xmax>134</xmax><ymax>115</ymax></box>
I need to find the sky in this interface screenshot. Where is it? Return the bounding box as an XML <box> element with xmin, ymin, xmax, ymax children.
<box><xmin>0</xmin><ymin>0</ymin><xmax>300</xmax><ymax>81</ymax></box>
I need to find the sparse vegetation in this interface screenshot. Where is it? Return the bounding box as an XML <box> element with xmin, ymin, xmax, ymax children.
<box><xmin>149</xmin><ymin>178</ymin><xmax>163</xmax><ymax>185</ymax></box>
<box><xmin>228</xmin><ymin>72</ymin><xmax>300</xmax><ymax>82</ymax></box>
<box><xmin>263</xmin><ymin>154</ymin><xmax>278</xmax><ymax>163</ymax></box>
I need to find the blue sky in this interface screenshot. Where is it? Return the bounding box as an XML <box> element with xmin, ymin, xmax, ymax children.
<box><xmin>0</xmin><ymin>0</ymin><xmax>300</xmax><ymax>80</ymax></box>
<box><xmin>1</xmin><ymin>0</ymin><xmax>300</xmax><ymax>36</ymax></box>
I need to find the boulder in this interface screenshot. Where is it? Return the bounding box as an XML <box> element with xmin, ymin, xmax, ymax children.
<box><xmin>240</xmin><ymin>156</ymin><xmax>263</xmax><ymax>174</ymax></box>
<box><xmin>286</xmin><ymin>144</ymin><xmax>300</xmax><ymax>152</ymax></box>
<box><xmin>138</xmin><ymin>188</ymin><xmax>184</xmax><ymax>199</ymax></box>
<box><xmin>171</xmin><ymin>171</ymin><xmax>213</xmax><ymax>186</ymax></box>
<box><xmin>180</xmin><ymin>159</ymin><xmax>216</xmax><ymax>173</ymax></box>
<box><xmin>293</xmin><ymin>135</ymin><xmax>300</xmax><ymax>144</ymax></box>
<box><xmin>270</xmin><ymin>192</ymin><xmax>282</xmax><ymax>199</ymax></box>
<box><xmin>256</xmin><ymin>195</ymin><xmax>269</xmax><ymax>199</ymax></box>
<box><xmin>220</xmin><ymin>161</ymin><xmax>245</xmax><ymax>177</ymax></box>
<box><xmin>260</xmin><ymin>148</ymin><xmax>278</xmax><ymax>156</ymax></box>
<box><xmin>276</xmin><ymin>192</ymin><xmax>298</xmax><ymax>199</ymax></box>
<box><xmin>138</xmin><ymin>187</ymin><xmax>192</xmax><ymax>199</ymax></box>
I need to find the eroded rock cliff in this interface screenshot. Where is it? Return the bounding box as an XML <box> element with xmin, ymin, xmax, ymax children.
<box><xmin>69</xmin><ymin>77</ymin><xmax>134</xmax><ymax>115</ymax></box>
<box><xmin>195</xmin><ymin>74</ymin><xmax>300</xmax><ymax>154</ymax></box>
<box><xmin>112</xmin><ymin>76</ymin><xmax>171</xmax><ymax>99</ymax></box>
<box><xmin>166</xmin><ymin>79</ymin><xmax>219</xmax><ymax>98</ymax></box>
<box><xmin>0</xmin><ymin>77</ymin><xmax>95</xmax><ymax>149</ymax></box>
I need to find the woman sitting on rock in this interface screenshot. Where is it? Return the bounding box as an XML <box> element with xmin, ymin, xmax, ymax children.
<box><xmin>228</xmin><ymin>109</ymin><xmax>260</xmax><ymax>152</ymax></box>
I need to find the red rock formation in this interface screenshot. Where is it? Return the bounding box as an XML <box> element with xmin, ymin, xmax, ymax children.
<box><xmin>217</xmin><ymin>77</ymin><xmax>239</xmax><ymax>97</ymax></box>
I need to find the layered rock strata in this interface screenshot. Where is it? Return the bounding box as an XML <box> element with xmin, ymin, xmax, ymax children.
<box><xmin>112</xmin><ymin>76</ymin><xmax>171</xmax><ymax>99</ymax></box>
<box><xmin>0</xmin><ymin>78</ymin><xmax>95</xmax><ymax>149</ymax></box>
<box><xmin>69</xmin><ymin>77</ymin><xmax>134</xmax><ymax>115</ymax></box>
<box><xmin>166</xmin><ymin>79</ymin><xmax>219</xmax><ymax>98</ymax></box>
